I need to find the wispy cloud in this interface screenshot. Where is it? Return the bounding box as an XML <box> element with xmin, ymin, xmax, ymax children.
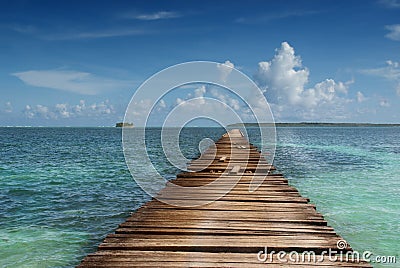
<box><xmin>379</xmin><ymin>0</ymin><xmax>400</xmax><ymax>8</ymax></box>
<box><xmin>12</xmin><ymin>69</ymin><xmax>134</xmax><ymax>95</ymax></box>
<box><xmin>42</xmin><ymin>28</ymin><xmax>149</xmax><ymax>40</ymax></box>
<box><xmin>121</xmin><ymin>11</ymin><xmax>181</xmax><ymax>21</ymax></box>
<box><xmin>7</xmin><ymin>23</ymin><xmax>151</xmax><ymax>40</ymax></box>
<box><xmin>385</xmin><ymin>24</ymin><xmax>400</xmax><ymax>41</ymax></box>
<box><xmin>7</xmin><ymin>24</ymin><xmax>37</xmax><ymax>34</ymax></box>
<box><xmin>236</xmin><ymin>10</ymin><xmax>320</xmax><ymax>24</ymax></box>
<box><xmin>361</xmin><ymin>60</ymin><xmax>400</xmax><ymax>80</ymax></box>
<box><xmin>361</xmin><ymin>60</ymin><xmax>400</xmax><ymax>95</ymax></box>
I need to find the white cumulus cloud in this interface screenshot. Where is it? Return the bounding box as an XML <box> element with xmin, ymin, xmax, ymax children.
<box><xmin>254</xmin><ymin>42</ymin><xmax>309</xmax><ymax>105</ymax></box>
<box><xmin>55</xmin><ymin>103</ymin><xmax>71</xmax><ymax>118</ymax></box>
<box><xmin>128</xmin><ymin>84</ymin><xmax>250</xmax><ymax>127</ymax></box>
<box><xmin>253</xmin><ymin>42</ymin><xmax>351</xmax><ymax>120</ymax></box>
<box><xmin>217</xmin><ymin>60</ymin><xmax>235</xmax><ymax>82</ymax></box>
<box><xmin>380</xmin><ymin>99</ymin><xmax>390</xmax><ymax>107</ymax></box>
<box><xmin>23</xmin><ymin>100</ymin><xmax>115</xmax><ymax>119</ymax></box>
<box><xmin>24</xmin><ymin>104</ymin><xmax>55</xmax><ymax>119</ymax></box>
<box><xmin>210</xmin><ymin>88</ymin><xmax>241</xmax><ymax>111</ymax></box>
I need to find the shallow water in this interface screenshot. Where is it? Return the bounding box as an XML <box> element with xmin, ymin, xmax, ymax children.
<box><xmin>0</xmin><ymin>127</ymin><xmax>398</xmax><ymax>267</ymax></box>
<box><xmin>269</xmin><ymin>127</ymin><xmax>400</xmax><ymax>268</ymax></box>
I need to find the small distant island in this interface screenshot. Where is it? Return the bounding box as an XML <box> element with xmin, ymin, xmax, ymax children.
<box><xmin>228</xmin><ymin>122</ymin><xmax>400</xmax><ymax>127</ymax></box>
<box><xmin>115</xmin><ymin>122</ymin><xmax>134</xmax><ymax>128</ymax></box>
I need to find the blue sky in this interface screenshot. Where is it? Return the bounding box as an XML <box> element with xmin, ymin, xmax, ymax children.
<box><xmin>1</xmin><ymin>0</ymin><xmax>400</xmax><ymax>126</ymax></box>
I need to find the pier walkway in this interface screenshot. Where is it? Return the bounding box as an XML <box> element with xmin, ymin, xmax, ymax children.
<box><xmin>78</xmin><ymin>129</ymin><xmax>371</xmax><ymax>267</ymax></box>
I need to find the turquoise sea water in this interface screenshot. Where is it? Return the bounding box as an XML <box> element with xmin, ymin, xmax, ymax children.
<box><xmin>0</xmin><ymin>127</ymin><xmax>399</xmax><ymax>267</ymax></box>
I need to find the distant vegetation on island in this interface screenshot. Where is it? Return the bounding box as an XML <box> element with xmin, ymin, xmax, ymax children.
<box><xmin>228</xmin><ymin>122</ymin><xmax>400</xmax><ymax>127</ymax></box>
<box><xmin>115</xmin><ymin>122</ymin><xmax>134</xmax><ymax>127</ymax></box>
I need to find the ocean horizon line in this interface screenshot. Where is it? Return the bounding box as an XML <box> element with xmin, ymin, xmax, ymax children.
<box><xmin>1</xmin><ymin>122</ymin><xmax>400</xmax><ymax>128</ymax></box>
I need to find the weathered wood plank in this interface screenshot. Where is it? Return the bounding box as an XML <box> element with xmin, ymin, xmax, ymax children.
<box><xmin>78</xmin><ymin>251</ymin><xmax>372</xmax><ymax>267</ymax></box>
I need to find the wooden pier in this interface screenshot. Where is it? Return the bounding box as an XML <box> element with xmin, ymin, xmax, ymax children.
<box><xmin>79</xmin><ymin>129</ymin><xmax>371</xmax><ymax>267</ymax></box>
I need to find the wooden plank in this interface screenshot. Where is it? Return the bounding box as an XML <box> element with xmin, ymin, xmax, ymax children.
<box><xmin>114</xmin><ymin>227</ymin><xmax>337</xmax><ymax>236</ymax></box>
<box><xmin>119</xmin><ymin>220</ymin><xmax>333</xmax><ymax>230</ymax></box>
<box><xmin>78</xmin><ymin>251</ymin><xmax>372</xmax><ymax>267</ymax></box>
<box><xmin>142</xmin><ymin>200</ymin><xmax>317</xmax><ymax>210</ymax></box>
